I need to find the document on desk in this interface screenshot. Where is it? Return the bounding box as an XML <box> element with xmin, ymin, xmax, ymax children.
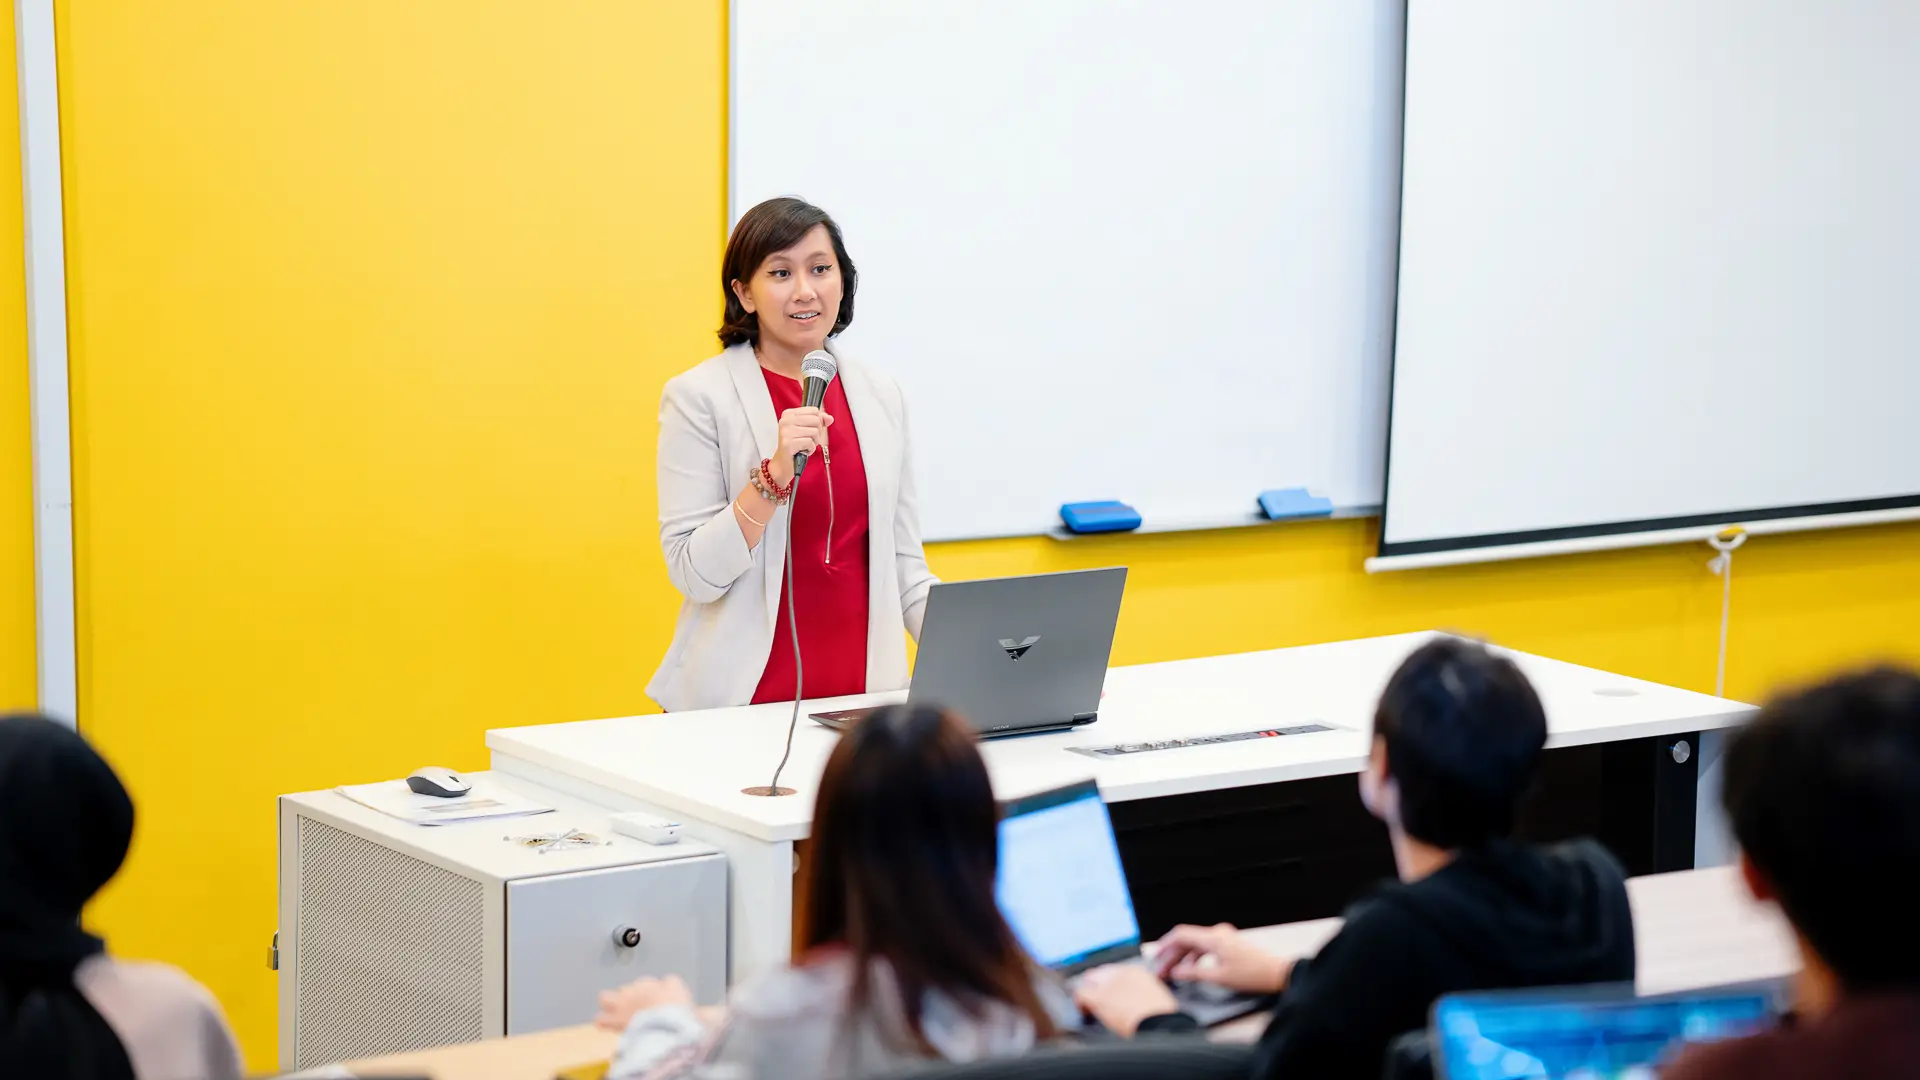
<box><xmin>335</xmin><ymin>778</ymin><xmax>554</xmax><ymax>826</ymax></box>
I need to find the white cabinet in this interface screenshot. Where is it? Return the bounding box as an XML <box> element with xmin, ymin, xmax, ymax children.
<box><xmin>277</xmin><ymin>775</ymin><xmax>726</xmax><ymax>1071</ymax></box>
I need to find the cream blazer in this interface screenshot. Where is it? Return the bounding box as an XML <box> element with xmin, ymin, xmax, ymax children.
<box><xmin>647</xmin><ymin>341</ymin><xmax>938</xmax><ymax>712</ymax></box>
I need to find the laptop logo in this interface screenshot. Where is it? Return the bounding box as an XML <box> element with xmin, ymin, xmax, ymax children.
<box><xmin>998</xmin><ymin>635</ymin><xmax>1041</xmax><ymax>661</ymax></box>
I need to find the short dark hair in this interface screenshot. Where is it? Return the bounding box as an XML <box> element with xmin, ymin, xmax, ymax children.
<box><xmin>1373</xmin><ymin>637</ymin><xmax>1549</xmax><ymax>849</ymax></box>
<box><xmin>1722</xmin><ymin>667</ymin><xmax>1920</xmax><ymax>991</ymax></box>
<box><xmin>718</xmin><ymin>197</ymin><xmax>858</xmax><ymax>348</ymax></box>
<box><xmin>801</xmin><ymin>704</ymin><xmax>1058</xmax><ymax>1051</ymax></box>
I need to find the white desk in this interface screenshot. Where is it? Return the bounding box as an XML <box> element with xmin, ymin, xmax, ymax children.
<box><xmin>1236</xmin><ymin>865</ymin><xmax>1799</xmax><ymax>996</ymax></box>
<box><xmin>1219</xmin><ymin>865</ymin><xmax>1801</xmax><ymax>1041</ymax></box>
<box><xmin>488</xmin><ymin>633</ymin><xmax>1754</xmax><ymax>981</ymax></box>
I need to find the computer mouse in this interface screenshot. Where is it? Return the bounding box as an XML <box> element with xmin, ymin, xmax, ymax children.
<box><xmin>406</xmin><ymin>766</ymin><xmax>471</xmax><ymax>798</ymax></box>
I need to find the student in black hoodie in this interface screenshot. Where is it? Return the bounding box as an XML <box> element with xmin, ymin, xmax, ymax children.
<box><xmin>1075</xmin><ymin>636</ymin><xmax>1636</xmax><ymax>1079</ymax></box>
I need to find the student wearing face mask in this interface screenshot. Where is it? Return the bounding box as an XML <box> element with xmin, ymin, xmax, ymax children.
<box><xmin>1074</xmin><ymin>637</ymin><xmax>1637</xmax><ymax>1080</ymax></box>
<box><xmin>647</xmin><ymin>197</ymin><xmax>938</xmax><ymax>713</ymax></box>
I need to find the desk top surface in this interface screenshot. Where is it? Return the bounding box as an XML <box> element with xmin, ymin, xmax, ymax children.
<box><xmin>489</xmin><ymin>632</ymin><xmax>1752</xmax><ymax>842</ymax></box>
<box><xmin>1235</xmin><ymin>864</ymin><xmax>1799</xmax><ymax>993</ymax></box>
<box><xmin>344</xmin><ymin>866</ymin><xmax>1797</xmax><ymax>1078</ymax></box>
<box><xmin>346</xmin><ymin>1020</ymin><xmax>616</xmax><ymax>1080</ymax></box>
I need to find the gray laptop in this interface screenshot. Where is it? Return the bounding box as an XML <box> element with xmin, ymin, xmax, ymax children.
<box><xmin>810</xmin><ymin>567</ymin><xmax>1127</xmax><ymax>738</ymax></box>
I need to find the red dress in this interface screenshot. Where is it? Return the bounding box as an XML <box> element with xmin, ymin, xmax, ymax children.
<box><xmin>751</xmin><ymin>368</ymin><xmax>872</xmax><ymax>704</ymax></box>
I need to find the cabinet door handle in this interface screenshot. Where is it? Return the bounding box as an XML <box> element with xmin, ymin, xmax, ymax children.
<box><xmin>613</xmin><ymin>926</ymin><xmax>643</xmax><ymax>949</ymax></box>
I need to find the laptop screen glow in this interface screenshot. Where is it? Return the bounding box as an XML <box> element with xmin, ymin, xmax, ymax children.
<box><xmin>1433</xmin><ymin>987</ymin><xmax>1775</xmax><ymax>1080</ymax></box>
<box><xmin>994</xmin><ymin>782</ymin><xmax>1141</xmax><ymax>971</ymax></box>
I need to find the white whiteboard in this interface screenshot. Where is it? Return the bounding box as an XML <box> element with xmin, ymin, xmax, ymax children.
<box><xmin>1378</xmin><ymin>0</ymin><xmax>1920</xmax><ymax>566</ymax></box>
<box><xmin>732</xmin><ymin>0</ymin><xmax>1405</xmax><ymax>540</ymax></box>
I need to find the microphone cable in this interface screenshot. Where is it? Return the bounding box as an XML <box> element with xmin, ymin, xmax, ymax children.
<box><xmin>747</xmin><ymin>483</ymin><xmax>803</xmax><ymax>796</ymax></box>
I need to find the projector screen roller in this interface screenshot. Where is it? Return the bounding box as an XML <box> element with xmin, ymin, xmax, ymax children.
<box><xmin>1377</xmin><ymin>0</ymin><xmax>1920</xmax><ymax>568</ymax></box>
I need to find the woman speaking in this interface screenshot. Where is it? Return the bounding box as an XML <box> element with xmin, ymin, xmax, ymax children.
<box><xmin>648</xmin><ymin>198</ymin><xmax>937</xmax><ymax>713</ymax></box>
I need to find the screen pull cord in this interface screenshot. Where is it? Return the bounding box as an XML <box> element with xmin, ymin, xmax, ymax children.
<box><xmin>1705</xmin><ymin>527</ymin><xmax>1748</xmax><ymax>698</ymax></box>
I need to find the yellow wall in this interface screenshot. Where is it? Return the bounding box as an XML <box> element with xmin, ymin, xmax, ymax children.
<box><xmin>0</xmin><ymin>0</ymin><xmax>35</xmax><ymax>713</ymax></box>
<box><xmin>59</xmin><ymin>1</ymin><xmax>727</xmax><ymax>1068</ymax></box>
<box><xmin>49</xmin><ymin>0</ymin><xmax>1920</xmax><ymax>1071</ymax></box>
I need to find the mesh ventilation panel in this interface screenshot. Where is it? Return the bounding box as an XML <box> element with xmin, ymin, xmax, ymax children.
<box><xmin>293</xmin><ymin>817</ymin><xmax>487</xmax><ymax>1067</ymax></box>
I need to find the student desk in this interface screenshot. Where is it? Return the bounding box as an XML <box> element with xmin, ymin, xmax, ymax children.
<box><xmin>343</xmin><ymin>867</ymin><xmax>1795</xmax><ymax>1079</ymax></box>
<box><xmin>1220</xmin><ymin>864</ymin><xmax>1801</xmax><ymax>1039</ymax></box>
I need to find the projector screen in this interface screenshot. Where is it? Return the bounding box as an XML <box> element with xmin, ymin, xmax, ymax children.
<box><xmin>1376</xmin><ymin>0</ymin><xmax>1920</xmax><ymax>569</ymax></box>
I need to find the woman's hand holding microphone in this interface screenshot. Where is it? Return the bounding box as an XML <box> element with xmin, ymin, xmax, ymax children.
<box><xmin>764</xmin><ymin>407</ymin><xmax>833</xmax><ymax>489</ymax></box>
<box><xmin>734</xmin><ymin>406</ymin><xmax>833</xmax><ymax>543</ymax></box>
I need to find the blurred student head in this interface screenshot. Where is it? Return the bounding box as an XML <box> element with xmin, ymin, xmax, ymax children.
<box><xmin>1364</xmin><ymin>637</ymin><xmax>1549</xmax><ymax>851</ymax></box>
<box><xmin>0</xmin><ymin>712</ymin><xmax>138</xmax><ymax>1080</ymax></box>
<box><xmin>1723</xmin><ymin>667</ymin><xmax>1920</xmax><ymax>993</ymax></box>
<box><xmin>800</xmin><ymin>703</ymin><xmax>1058</xmax><ymax>1050</ymax></box>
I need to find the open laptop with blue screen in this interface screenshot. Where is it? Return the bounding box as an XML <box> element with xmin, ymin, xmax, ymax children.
<box><xmin>993</xmin><ymin>778</ymin><xmax>1272</xmax><ymax>1027</ymax></box>
<box><xmin>1431</xmin><ymin>981</ymin><xmax>1781</xmax><ymax>1079</ymax></box>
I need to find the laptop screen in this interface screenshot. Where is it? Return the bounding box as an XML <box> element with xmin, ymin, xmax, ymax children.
<box><xmin>1432</xmin><ymin>984</ymin><xmax>1777</xmax><ymax>1080</ymax></box>
<box><xmin>994</xmin><ymin>780</ymin><xmax>1142</xmax><ymax>974</ymax></box>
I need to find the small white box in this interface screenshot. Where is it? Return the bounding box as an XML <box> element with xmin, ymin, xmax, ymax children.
<box><xmin>610</xmin><ymin>810</ymin><xmax>683</xmax><ymax>845</ymax></box>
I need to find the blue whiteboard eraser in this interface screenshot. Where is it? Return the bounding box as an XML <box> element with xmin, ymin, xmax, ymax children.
<box><xmin>1258</xmin><ymin>488</ymin><xmax>1334</xmax><ymax>520</ymax></box>
<box><xmin>1059</xmin><ymin>501</ymin><xmax>1143</xmax><ymax>534</ymax></box>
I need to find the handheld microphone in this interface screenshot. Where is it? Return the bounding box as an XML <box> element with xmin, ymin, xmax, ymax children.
<box><xmin>793</xmin><ymin>350</ymin><xmax>837</xmax><ymax>478</ymax></box>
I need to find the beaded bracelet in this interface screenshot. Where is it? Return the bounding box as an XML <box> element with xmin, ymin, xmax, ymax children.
<box><xmin>750</xmin><ymin>458</ymin><xmax>793</xmax><ymax>504</ymax></box>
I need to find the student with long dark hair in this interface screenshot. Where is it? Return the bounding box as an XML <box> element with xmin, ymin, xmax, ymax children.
<box><xmin>0</xmin><ymin>714</ymin><xmax>243</xmax><ymax>1080</ymax></box>
<box><xmin>598</xmin><ymin>705</ymin><xmax>1074</xmax><ymax>1079</ymax></box>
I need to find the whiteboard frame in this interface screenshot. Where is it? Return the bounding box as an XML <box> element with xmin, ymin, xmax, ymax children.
<box><xmin>15</xmin><ymin>0</ymin><xmax>77</xmax><ymax>724</ymax></box>
<box><xmin>726</xmin><ymin>0</ymin><xmax>740</xmax><ymax>221</ymax></box>
<box><xmin>727</xmin><ymin>0</ymin><xmax>1405</xmax><ymax>542</ymax></box>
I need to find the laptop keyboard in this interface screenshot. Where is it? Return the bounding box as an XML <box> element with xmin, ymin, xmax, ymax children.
<box><xmin>1066</xmin><ymin>961</ymin><xmax>1269</xmax><ymax>1024</ymax></box>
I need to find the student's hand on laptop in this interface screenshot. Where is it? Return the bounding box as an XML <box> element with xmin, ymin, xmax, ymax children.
<box><xmin>1151</xmin><ymin>923</ymin><xmax>1293</xmax><ymax>994</ymax></box>
<box><xmin>595</xmin><ymin>975</ymin><xmax>695</xmax><ymax>1031</ymax></box>
<box><xmin>1073</xmin><ymin>963</ymin><xmax>1180</xmax><ymax>1037</ymax></box>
